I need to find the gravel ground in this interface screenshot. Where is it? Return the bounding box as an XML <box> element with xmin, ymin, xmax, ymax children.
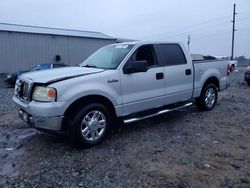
<box><xmin>0</xmin><ymin>67</ymin><xmax>249</xmax><ymax>187</ymax></box>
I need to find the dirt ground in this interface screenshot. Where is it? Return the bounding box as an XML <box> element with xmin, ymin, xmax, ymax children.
<box><xmin>0</xmin><ymin>67</ymin><xmax>249</xmax><ymax>187</ymax></box>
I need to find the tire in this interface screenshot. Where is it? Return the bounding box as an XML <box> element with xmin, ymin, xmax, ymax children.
<box><xmin>248</xmin><ymin>81</ymin><xmax>250</xmax><ymax>86</ymax></box>
<box><xmin>196</xmin><ymin>83</ymin><xmax>218</xmax><ymax>111</ymax></box>
<box><xmin>68</xmin><ymin>103</ymin><xmax>111</xmax><ymax>147</ymax></box>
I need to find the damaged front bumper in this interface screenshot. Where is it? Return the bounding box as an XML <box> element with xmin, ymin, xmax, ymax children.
<box><xmin>18</xmin><ymin>109</ymin><xmax>64</xmax><ymax>131</ymax></box>
<box><xmin>13</xmin><ymin>95</ymin><xmax>66</xmax><ymax>131</ymax></box>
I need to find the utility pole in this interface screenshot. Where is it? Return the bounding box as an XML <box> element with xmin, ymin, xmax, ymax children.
<box><xmin>187</xmin><ymin>34</ymin><xmax>191</xmax><ymax>52</ymax></box>
<box><xmin>231</xmin><ymin>3</ymin><xmax>236</xmax><ymax>60</ymax></box>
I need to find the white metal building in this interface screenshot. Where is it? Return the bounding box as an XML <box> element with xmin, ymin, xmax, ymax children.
<box><xmin>0</xmin><ymin>23</ymin><xmax>116</xmax><ymax>73</ymax></box>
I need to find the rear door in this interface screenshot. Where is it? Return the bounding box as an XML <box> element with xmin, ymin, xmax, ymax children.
<box><xmin>156</xmin><ymin>44</ymin><xmax>193</xmax><ymax>105</ymax></box>
<box><xmin>120</xmin><ymin>44</ymin><xmax>165</xmax><ymax>115</ymax></box>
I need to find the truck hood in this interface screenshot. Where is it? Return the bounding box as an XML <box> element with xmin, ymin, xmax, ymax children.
<box><xmin>20</xmin><ymin>67</ymin><xmax>105</xmax><ymax>84</ymax></box>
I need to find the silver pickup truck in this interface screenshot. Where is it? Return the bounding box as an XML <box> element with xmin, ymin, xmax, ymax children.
<box><xmin>13</xmin><ymin>41</ymin><xmax>230</xmax><ymax>147</ymax></box>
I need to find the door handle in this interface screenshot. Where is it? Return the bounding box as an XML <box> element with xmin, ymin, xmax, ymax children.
<box><xmin>156</xmin><ymin>72</ymin><xmax>164</xmax><ymax>80</ymax></box>
<box><xmin>185</xmin><ymin>69</ymin><xmax>192</xmax><ymax>75</ymax></box>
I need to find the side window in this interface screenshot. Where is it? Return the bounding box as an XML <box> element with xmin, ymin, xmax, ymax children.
<box><xmin>130</xmin><ymin>45</ymin><xmax>157</xmax><ymax>67</ymax></box>
<box><xmin>159</xmin><ymin>44</ymin><xmax>187</xmax><ymax>66</ymax></box>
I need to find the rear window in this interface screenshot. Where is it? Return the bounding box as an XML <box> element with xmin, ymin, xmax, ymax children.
<box><xmin>159</xmin><ymin>44</ymin><xmax>187</xmax><ymax>66</ymax></box>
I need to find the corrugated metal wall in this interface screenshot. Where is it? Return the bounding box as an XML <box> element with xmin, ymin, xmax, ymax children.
<box><xmin>0</xmin><ymin>31</ymin><xmax>115</xmax><ymax>73</ymax></box>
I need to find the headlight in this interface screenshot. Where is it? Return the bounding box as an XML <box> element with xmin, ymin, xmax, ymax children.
<box><xmin>32</xmin><ymin>86</ymin><xmax>57</xmax><ymax>102</ymax></box>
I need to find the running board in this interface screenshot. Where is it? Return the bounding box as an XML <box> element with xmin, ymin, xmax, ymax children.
<box><xmin>123</xmin><ymin>102</ymin><xmax>193</xmax><ymax>124</ymax></box>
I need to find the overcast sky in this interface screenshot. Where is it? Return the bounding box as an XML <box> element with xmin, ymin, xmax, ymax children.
<box><xmin>1</xmin><ymin>0</ymin><xmax>250</xmax><ymax>57</ymax></box>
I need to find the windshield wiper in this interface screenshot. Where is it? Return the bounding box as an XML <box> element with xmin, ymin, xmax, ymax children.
<box><xmin>82</xmin><ymin>64</ymin><xmax>97</xmax><ymax>68</ymax></box>
<box><xmin>81</xmin><ymin>64</ymin><xmax>108</xmax><ymax>70</ymax></box>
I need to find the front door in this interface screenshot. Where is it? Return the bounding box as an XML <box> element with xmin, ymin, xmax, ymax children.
<box><xmin>120</xmin><ymin>45</ymin><xmax>165</xmax><ymax>116</ymax></box>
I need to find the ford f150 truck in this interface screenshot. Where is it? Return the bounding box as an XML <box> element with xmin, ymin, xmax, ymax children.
<box><xmin>13</xmin><ymin>41</ymin><xmax>231</xmax><ymax>147</ymax></box>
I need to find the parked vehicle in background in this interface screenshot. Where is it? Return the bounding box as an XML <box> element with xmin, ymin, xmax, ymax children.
<box><xmin>214</xmin><ymin>56</ymin><xmax>238</xmax><ymax>72</ymax></box>
<box><xmin>192</xmin><ymin>55</ymin><xmax>237</xmax><ymax>72</ymax></box>
<box><xmin>13</xmin><ymin>41</ymin><xmax>231</xmax><ymax>147</ymax></box>
<box><xmin>244</xmin><ymin>66</ymin><xmax>250</xmax><ymax>85</ymax></box>
<box><xmin>4</xmin><ymin>63</ymin><xmax>69</xmax><ymax>86</ymax></box>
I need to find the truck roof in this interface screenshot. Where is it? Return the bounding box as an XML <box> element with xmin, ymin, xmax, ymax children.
<box><xmin>117</xmin><ymin>41</ymin><xmax>183</xmax><ymax>46</ymax></box>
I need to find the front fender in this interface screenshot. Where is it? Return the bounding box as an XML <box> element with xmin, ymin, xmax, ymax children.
<box><xmin>49</xmin><ymin>70</ymin><xmax>122</xmax><ymax>115</ymax></box>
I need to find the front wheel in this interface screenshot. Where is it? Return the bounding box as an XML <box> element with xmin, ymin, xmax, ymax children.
<box><xmin>196</xmin><ymin>83</ymin><xmax>218</xmax><ymax>111</ymax></box>
<box><xmin>68</xmin><ymin>103</ymin><xmax>111</xmax><ymax>147</ymax></box>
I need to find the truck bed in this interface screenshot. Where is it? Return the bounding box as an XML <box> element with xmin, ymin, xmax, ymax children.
<box><xmin>192</xmin><ymin>60</ymin><xmax>230</xmax><ymax>98</ymax></box>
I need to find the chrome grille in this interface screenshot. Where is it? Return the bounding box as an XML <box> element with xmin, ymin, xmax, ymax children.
<box><xmin>15</xmin><ymin>80</ymin><xmax>31</xmax><ymax>101</ymax></box>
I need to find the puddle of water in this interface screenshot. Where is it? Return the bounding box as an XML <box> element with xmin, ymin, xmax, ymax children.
<box><xmin>0</xmin><ymin>160</ymin><xmax>19</xmax><ymax>177</ymax></box>
<box><xmin>0</xmin><ymin>129</ymin><xmax>37</xmax><ymax>177</ymax></box>
<box><xmin>0</xmin><ymin>146</ymin><xmax>25</xmax><ymax>176</ymax></box>
<box><xmin>16</xmin><ymin>130</ymin><xmax>38</xmax><ymax>140</ymax></box>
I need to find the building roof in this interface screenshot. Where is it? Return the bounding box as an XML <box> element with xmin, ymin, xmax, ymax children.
<box><xmin>0</xmin><ymin>23</ymin><xmax>115</xmax><ymax>40</ymax></box>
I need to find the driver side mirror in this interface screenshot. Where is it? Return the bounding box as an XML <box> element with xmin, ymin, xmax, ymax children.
<box><xmin>123</xmin><ymin>60</ymin><xmax>148</xmax><ymax>74</ymax></box>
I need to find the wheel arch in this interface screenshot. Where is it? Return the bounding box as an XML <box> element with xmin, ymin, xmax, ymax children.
<box><xmin>202</xmin><ymin>76</ymin><xmax>220</xmax><ymax>91</ymax></box>
<box><xmin>64</xmin><ymin>95</ymin><xmax>117</xmax><ymax>121</ymax></box>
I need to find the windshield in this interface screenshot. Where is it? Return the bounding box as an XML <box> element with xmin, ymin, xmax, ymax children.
<box><xmin>80</xmin><ymin>44</ymin><xmax>134</xmax><ymax>69</ymax></box>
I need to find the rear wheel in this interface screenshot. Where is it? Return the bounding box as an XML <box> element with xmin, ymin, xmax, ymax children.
<box><xmin>196</xmin><ymin>83</ymin><xmax>218</xmax><ymax>111</ymax></box>
<box><xmin>247</xmin><ymin>81</ymin><xmax>250</xmax><ymax>86</ymax></box>
<box><xmin>68</xmin><ymin>103</ymin><xmax>111</xmax><ymax>147</ymax></box>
